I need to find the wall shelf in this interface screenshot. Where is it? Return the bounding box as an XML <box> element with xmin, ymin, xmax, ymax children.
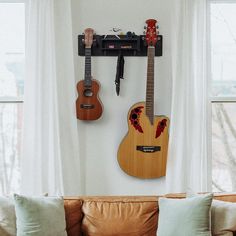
<box><xmin>78</xmin><ymin>34</ymin><xmax>163</xmax><ymax>57</ymax></box>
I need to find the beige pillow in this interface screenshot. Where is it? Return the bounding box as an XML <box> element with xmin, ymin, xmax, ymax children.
<box><xmin>0</xmin><ymin>197</ymin><xmax>16</xmax><ymax>236</ymax></box>
<box><xmin>211</xmin><ymin>200</ymin><xmax>236</xmax><ymax>236</ymax></box>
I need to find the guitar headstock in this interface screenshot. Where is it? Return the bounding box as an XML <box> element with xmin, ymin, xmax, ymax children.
<box><xmin>145</xmin><ymin>19</ymin><xmax>159</xmax><ymax>47</ymax></box>
<box><xmin>84</xmin><ymin>28</ymin><xmax>94</xmax><ymax>48</ymax></box>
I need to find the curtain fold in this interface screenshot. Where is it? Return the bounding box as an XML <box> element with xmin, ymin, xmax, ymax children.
<box><xmin>166</xmin><ymin>0</ymin><xmax>211</xmax><ymax>193</ymax></box>
<box><xmin>21</xmin><ymin>0</ymin><xmax>82</xmax><ymax>195</ymax></box>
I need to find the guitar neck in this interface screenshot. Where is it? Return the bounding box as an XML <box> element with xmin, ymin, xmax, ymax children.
<box><xmin>145</xmin><ymin>46</ymin><xmax>155</xmax><ymax>125</ymax></box>
<box><xmin>84</xmin><ymin>47</ymin><xmax>92</xmax><ymax>87</ymax></box>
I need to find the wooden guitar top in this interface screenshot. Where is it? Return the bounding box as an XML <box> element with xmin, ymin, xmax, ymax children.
<box><xmin>117</xmin><ymin>102</ymin><xmax>169</xmax><ymax>179</ymax></box>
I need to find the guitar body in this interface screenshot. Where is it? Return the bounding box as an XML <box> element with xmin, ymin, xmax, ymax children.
<box><xmin>117</xmin><ymin>102</ymin><xmax>169</xmax><ymax>178</ymax></box>
<box><xmin>76</xmin><ymin>79</ymin><xmax>103</xmax><ymax>120</ymax></box>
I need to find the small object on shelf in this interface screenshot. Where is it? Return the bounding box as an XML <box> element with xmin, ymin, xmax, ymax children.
<box><xmin>126</xmin><ymin>31</ymin><xmax>136</xmax><ymax>38</ymax></box>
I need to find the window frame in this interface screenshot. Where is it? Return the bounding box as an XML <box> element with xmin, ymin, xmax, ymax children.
<box><xmin>0</xmin><ymin>0</ymin><xmax>26</xmax><ymax>105</ymax></box>
<box><xmin>208</xmin><ymin>0</ymin><xmax>236</xmax><ymax>191</ymax></box>
<box><xmin>0</xmin><ymin>0</ymin><xmax>25</xmax><ymax>3</ymax></box>
<box><xmin>0</xmin><ymin>0</ymin><xmax>26</xmax><ymax>194</ymax></box>
<box><xmin>208</xmin><ymin>0</ymin><xmax>236</xmax><ymax>103</ymax></box>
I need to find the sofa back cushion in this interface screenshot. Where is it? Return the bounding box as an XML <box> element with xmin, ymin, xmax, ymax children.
<box><xmin>81</xmin><ymin>196</ymin><xmax>158</xmax><ymax>236</ymax></box>
<box><xmin>64</xmin><ymin>199</ymin><xmax>83</xmax><ymax>236</ymax></box>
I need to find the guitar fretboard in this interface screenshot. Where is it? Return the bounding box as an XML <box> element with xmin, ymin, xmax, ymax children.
<box><xmin>146</xmin><ymin>46</ymin><xmax>155</xmax><ymax>125</ymax></box>
<box><xmin>84</xmin><ymin>48</ymin><xmax>92</xmax><ymax>87</ymax></box>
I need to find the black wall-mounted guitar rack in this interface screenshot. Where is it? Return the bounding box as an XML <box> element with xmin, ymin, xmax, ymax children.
<box><xmin>78</xmin><ymin>34</ymin><xmax>163</xmax><ymax>57</ymax></box>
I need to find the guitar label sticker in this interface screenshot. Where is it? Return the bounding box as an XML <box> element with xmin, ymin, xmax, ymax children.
<box><xmin>155</xmin><ymin>119</ymin><xmax>167</xmax><ymax>138</ymax></box>
<box><xmin>129</xmin><ymin>106</ymin><xmax>144</xmax><ymax>133</ymax></box>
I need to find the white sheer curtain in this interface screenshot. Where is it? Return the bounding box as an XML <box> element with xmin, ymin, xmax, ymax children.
<box><xmin>166</xmin><ymin>0</ymin><xmax>211</xmax><ymax>193</ymax></box>
<box><xmin>21</xmin><ymin>0</ymin><xmax>82</xmax><ymax>195</ymax></box>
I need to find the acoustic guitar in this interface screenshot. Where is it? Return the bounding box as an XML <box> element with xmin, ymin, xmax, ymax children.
<box><xmin>76</xmin><ymin>28</ymin><xmax>103</xmax><ymax>120</ymax></box>
<box><xmin>117</xmin><ymin>19</ymin><xmax>169</xmax><ymax>179</ymax></box>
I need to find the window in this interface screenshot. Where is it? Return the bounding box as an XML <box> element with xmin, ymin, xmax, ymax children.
<box><xmin>0</xmin><ymin>1</ymin><xmax>25</xmax><ymax>194</ymax></box>
<box><xmin>210</xmin><ymin>1</ymin><xmax>236</xmax><ymax>191</ymax></box>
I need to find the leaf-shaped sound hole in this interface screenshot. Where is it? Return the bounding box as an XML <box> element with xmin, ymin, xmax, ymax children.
<box><xmin>155</xmin><ymin>119</ymin><xmax>167</xmax><ymax>138</ymax></box>
<box><xmin>129</xmin><ymin>106</ymin><xmax>144</xmax><ymax>133</ymax></box>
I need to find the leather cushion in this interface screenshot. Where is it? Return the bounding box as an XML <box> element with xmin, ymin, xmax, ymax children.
<box><xmin>64</xmin><ymin>199</ymin><xmax>83</xmax><ymax>236</ymax></box>
<box><xmin>81</xmin><ymin>196</ymin><xmax>158</xmax><ymax>236</ymax></box>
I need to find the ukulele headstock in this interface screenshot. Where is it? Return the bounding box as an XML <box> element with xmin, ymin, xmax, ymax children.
<box><xmin>84</xmin><ymin>28</ymin><xmax>94</xmax><ymax>48</ymax></box>
<box><xmin>145</xmin><ymin>19</ymin><xmax>159</xmax><ymax>47</ymax></box>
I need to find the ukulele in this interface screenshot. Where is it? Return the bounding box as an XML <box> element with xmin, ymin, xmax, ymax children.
<box><xmin>117</xmin><ymin>19</ymin><xmax>169</xmax><ymax>179</ymax></box>
<box><xmin>76</xmin><ymin>28</ymin><xmax>103</xmax><ymax>120</ymax></box>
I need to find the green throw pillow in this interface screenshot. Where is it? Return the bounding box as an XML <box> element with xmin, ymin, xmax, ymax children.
<box><xmin>157</xmin><ymin>193</ymin><xmax>213</xmax><ymax>236</ymax></box>
<box><xmin>14</xmin><ymin>194</ymin><xmax>67</xmax><ymax>236</ymax></box>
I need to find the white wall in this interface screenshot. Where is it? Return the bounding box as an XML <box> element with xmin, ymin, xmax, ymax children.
<box><xmin>71</xmin><ymin>0</ymin><xmax>172</xmax><ymax>195</ymax></box>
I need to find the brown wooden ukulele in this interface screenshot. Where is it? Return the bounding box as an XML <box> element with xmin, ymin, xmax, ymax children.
<box><xmin>117</xmin><ymin>19</ymin><xmax>169</xmax><ymax>179</ymax></box>
<box><xmin>76</xmin><ymin>28</ymin><xmax>103</xmax><ymax>120</ymax></box>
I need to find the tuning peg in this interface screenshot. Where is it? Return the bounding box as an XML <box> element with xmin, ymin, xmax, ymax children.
<box><xmin>156</xmin><ymin>25</ymin><xmax>159</xmax><ymax>29</ymax></box>
<box><xmin>144</xmin><ymin>26</ymin><xmax>147</xmax><ymax>29</ymax></box>
<box><xmin>143</xmin><ymin>31</ymin><xmax>146</xmax><ymax>34</ymax></box>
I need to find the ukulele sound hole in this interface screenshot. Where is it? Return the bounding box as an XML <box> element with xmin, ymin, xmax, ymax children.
<box><xmin>84</xmin><ymin>89</ymin><xmax>93</xmax><ymax>97</ymax></box>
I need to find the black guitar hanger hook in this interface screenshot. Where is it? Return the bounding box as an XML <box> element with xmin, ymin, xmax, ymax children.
<box><xmin>115</xmin><ymin>53</ymin><xmax>125</xmax><ymax>96</ymax></box>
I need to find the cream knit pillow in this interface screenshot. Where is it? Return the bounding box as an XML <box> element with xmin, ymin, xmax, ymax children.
<box><xmin>0</xmin><ymin>196</ymin><xmax>16</xmax><ymax>236</ymax></box>
<box><xmin>211</xmin><ymin>200</ymin><xmax>236</xmax><ymax>236</ymax></box>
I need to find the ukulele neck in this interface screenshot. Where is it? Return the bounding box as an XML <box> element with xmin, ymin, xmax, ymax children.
<box><xmin>84</xmin><ymin>47</ymin><xmax>92</xmax><ymax>87</ymax></box>
<box><xmin>145</xmin><ymin>46</ymin><xmax>155</xmax><ymax>125</ymax></box>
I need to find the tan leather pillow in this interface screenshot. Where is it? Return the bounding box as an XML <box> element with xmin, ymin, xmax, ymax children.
<box><xmin>211</xmin><ymin>200</ymin><xmax>236</xmax><ymax>236</ymax></box>
<box><xmin>81</xmin><ymin>197</ymin><xmax>158</xmax><ymax>236</ymax></box>
<box><xmin>64</xmin><ymin>199</ymin><xmax>83</xmax><ymax>236</ymax></box>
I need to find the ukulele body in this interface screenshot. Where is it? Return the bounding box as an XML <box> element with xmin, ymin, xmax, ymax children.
<box><xmin>117</xmin><ymin>102</ymin><xmax>169</xmax><ymax>179</ymax></box>
<box><xmin>76</xmin><ymin>79</ymin><xmax>103</xmax><ymax>120</ymax></box>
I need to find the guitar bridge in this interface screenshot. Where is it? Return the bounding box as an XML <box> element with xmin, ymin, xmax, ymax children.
<box><xmin>136</xmin><ymin>146</ymin><xmax>161</xmax><ymax>153</ymax></box>
<box><xmin>80</xmin><ymin>104</ymin><xmax>94</xmax><ymax>109</ymax></box>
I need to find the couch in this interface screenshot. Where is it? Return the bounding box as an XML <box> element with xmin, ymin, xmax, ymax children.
<box><xmin>63</xmin><ymin>193</ymin><xmax>236</xmax><ymax>236</ymax></box>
